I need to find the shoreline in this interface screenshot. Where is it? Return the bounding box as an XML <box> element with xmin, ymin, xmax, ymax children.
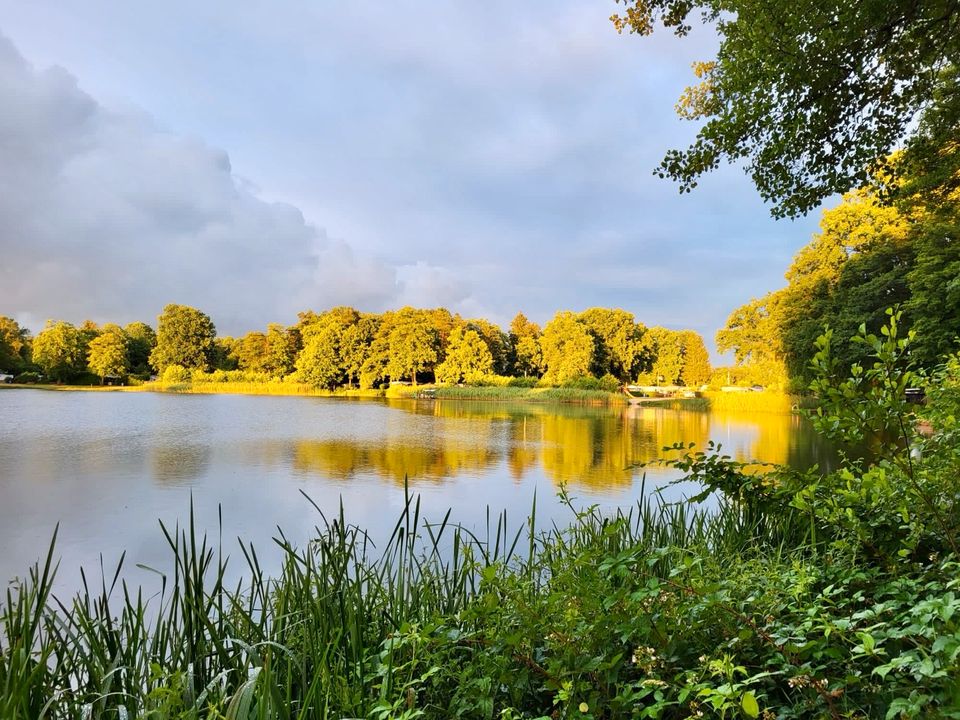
<box><xmin>0</xmin><ymin>382</ymin><xmax>808</xmax><ymax>411</ymax></box>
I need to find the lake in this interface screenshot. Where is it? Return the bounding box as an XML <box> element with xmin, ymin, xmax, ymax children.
<box><xmin>0</xmin><ymin>388</ymin><xmax>833</xmax><ymax>591</ymax></box>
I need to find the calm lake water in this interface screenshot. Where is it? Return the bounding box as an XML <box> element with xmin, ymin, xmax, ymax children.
<box><xmin>0</xmin><ymin>389</ymin><xmax>833</xmax><ymax>591</ymax></box>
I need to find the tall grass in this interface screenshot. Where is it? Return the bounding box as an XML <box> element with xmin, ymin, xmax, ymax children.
<box><xmin>0</xmin><ymin>486</ymin><xmax>786</xmax><ymax>719</ymax></box>
<box><xmin>427</xmin><ymin>385</ymin><xmax>625</xmax><ymax>405</ymax></box>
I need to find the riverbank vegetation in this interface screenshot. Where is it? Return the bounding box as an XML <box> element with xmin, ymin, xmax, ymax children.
<box><xmin>0</xmin><ymin>306</ymin><xmax>712</xmax><ymax>398</ymax></box>
<box><xmin>2</xmin><ymin>318</ymin><xmax>958</xmax><ymax>718</ymax></box>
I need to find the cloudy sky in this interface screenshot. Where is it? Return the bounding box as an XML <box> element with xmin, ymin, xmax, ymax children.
<box><xmin>0</xmin><ymin>1</ymin><xmax>822</xmax><ymax>354</ymax></box>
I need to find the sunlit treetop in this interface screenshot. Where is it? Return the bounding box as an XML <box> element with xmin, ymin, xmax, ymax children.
<box><xmin>611</xmin><ymin>0</ymin><xmax>960</xmax><ymax>217</ymax></box>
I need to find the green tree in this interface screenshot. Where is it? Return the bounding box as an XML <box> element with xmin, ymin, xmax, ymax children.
<box><xmin>341</xmin><ymin>315</ymin><xmax>379</xmax><ymax>388</ymax></box>
<box><xmin>32</xmin><ymin>320</ymin><xmax>83</xmax><ymax>382</ymax></box>
<box><xmin>643</xmin><ymin>327</ymin><xmax>684</xmax><ymax>386</ymax></box>
<box><xmin>611</xmin><ymin>0</ymin><xmax>960</xmax><ymax>217</ymax></box>
<box><xmin>236</xmin><ymin>332</ymin><xmax>272</xmax><ymax>374</ymax></box>
<box><xmin>123</xmin><ymin>322</ymin><xmax>156</xmax><ymax>375</ymax></box>
<box><xmin>679</xmin><ymin>330</ymin><xmax>711</xmax><ymax>387</ymax></box>
<box><xmin>296</xmin><ymin>325</ymin><xmax>344</xmax><ymax>389</ymax></box>
<box><xmin>87</xmin><ymin>329</ymin><xmax>128</xmax><ymax>383</ymax></box>
<box><xmin>435</xmin><ymin>325</ymin><xmax>494</xmax><ymax>384</ymax></box>
<box><xmin>265</xmin><ymin>323</ymin><xmax>297</xmax><ymax>378</ymax></box>
<box><xmin>150</xmin><ymin>304</ymin><xmax>217</xmax><ymax>372</ymax></box>
<box><xmin>0</xmin><ymin>316</ymin><xmax>31</xmax><ymax>372</ymax></box>
<box><xmin>509</xmin><ymin>313</ymin><xmax>543</xmax><ymax>377</ymax></box>
<box><xmin>386</xmin><ymin>313</ymin><xmax>439</xmax><ymax>386</ymax></box>
<box><xmin>907</xmin><ymin>207</ymin><xmax>960</xmax><ymax>366</ymax></box>
<box><xmin>540</xmin><ymin>311</ymin><xmax>594</xmax><ymax>385</ymax></box>
<box><xmin>578</xmin><ymin>308</ymin><xmax>645</xmax><ymax>381</ymax></box>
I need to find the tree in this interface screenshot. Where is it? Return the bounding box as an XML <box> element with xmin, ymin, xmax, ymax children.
<box><xmin>124</xmin><ymin>322</ymin><xmax>156</xmax><ymax>374</ymax></box>
<box><xmin>0</xmin><ymin>316</ymin><xmax>30</xmax><ymax>372</ymax></box>
<box><xmin>578</xmin><ymin>308</ymin><xmax>645</xmax><ymax>381</ymax></box>
<box><xmin>87</xmin><ymin>329</ymin><xmax>128</xmax><ymax>383</ymax></box>
<box><xmin>643</xmin><ymin>327</ymin><xmax>685</xmax><ymax>386</ymax></box>
<box><xmin>236</xmin><ymin>332</ymin><xmax>272</xmax><ymax>374</ymax></box>
<box><xmin>611</xmin><ymin>0</ymin><xmax>960</xmax><ymax>217</ymax></box>
<box><xmin>679</xmin><ymin>330</ymin><xmax>711</xmax><ymax>387</ymax></box>
<box><xmin>435</xmin><ymin>325</ymin><xmax>494</xmax><ymax>384</ymax></box>
<box><xmin>296</xmin><ymin>325</ymin><xmax>343</xmax><ymax>389</ymax></box>
<box><xmin>150</xmin><ymin>304</ymin><xmax>217</xmax><ymax>372</ymax></box>
<box><xmin>265</xmin><ymin>323</ymin><xmax>297</xmax><ymax>378</ymax></box>
<box><xmin>540</xmin><ymin>312</ymin><xmax>594</xmax><ymax>384</ymax></box>
<box><xmin>32</xmin><ymin>321</ymin><xmax>83</xmax><ymax>382</ymax></box>
<box><xmin>509</xmin><ymin>313</ymin><xmax>543</xmax><ymax>377</ymax></box>
<box><xmin>340</xmin><ymin>315</ymin><xmax>379</xmax><ymax>388</ymax></box>
<box><xmin>386</xmin><ymin>315</ymin><xmax>439</xmax><ymax>386</ymax></box>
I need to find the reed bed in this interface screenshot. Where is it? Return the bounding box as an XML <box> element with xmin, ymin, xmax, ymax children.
<box><xmin>0</xmin><ymin>487</ymin><xmax>797</xmax><ymax>719</ymax></box>
<box><xmin>429</xmin><ymin>386</ymin><xmax>625</xmax><ymax>405</ymax></box>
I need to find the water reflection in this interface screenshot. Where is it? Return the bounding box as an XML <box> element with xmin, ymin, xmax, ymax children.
<box><xmin>279</xmin><ymin>400</ymin><xmax>834</xmax><ymax>489</ymax></box>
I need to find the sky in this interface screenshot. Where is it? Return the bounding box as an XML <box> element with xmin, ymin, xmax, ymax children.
<box><xmin>0</xmin><ymin>1</ymin><xmax>823</xmax><ymax>356</ymax></box>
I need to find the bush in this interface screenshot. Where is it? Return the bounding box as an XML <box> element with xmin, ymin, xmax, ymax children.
<box><xmin>161</xmin><ymin>365</ymin><xmax>191</xmax><ymax>384</ymax></box>
<box><xmin>561</xmin><ymin>374</ymin><xmax>621</xmax><ymax>393</ymax></box>
<box><xmin>506</xmin><ymin>375</ymin><xmax>539</xmax><ymax>388</ymax></box>
<box><xmin>12</xmin><ymin>371</ymin><xmax>40</xmax><ymax>384</ymax></box>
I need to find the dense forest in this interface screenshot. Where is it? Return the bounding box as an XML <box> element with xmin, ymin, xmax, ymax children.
<box><xmin>0</xmin><ymin>306</ymin><xmax>712</xmax><ymax>390</ymax></box>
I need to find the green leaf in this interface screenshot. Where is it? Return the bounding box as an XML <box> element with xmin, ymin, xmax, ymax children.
<box><xmin>741</xmin><ymin>691</ymin><xmax>760</xmax><ymax>718</ymax></box>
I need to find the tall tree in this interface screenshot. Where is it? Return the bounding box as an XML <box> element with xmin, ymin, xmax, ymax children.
<box><xmin>385</xmin><ymin>314</ymin><xmax>439</xmax><ymax>386</ymax></box>
<box><xmin>540</xmin><ymin>312</ymin><xmax>594</xmax><ymax>384</ymax></box>
<box><xmin>509</xmin><ymin>313</ymin><xmax>543</xmax><ymax>377</ymax></box>
<box><xmin>124</xmin><ymin>322</ymin><xmax>156</xmax><ymax>374</ymax></box>
<box><xmin>32</xmin><ymin>321</ymin><xmax>83</xmax><ymax>382</ymax></box>
<box><xmin>578</xmin><ymin>308</ymin><xmax>645</xmax><ymax>381</ymax></box>
<box><xmin>150</xmin><ymin>304</ymin><xmax>217</xmax><ymax>372</ymax></box>
<box><xmin>87</xmin><ymin>329</ymin><xmax>128</xmax><ymax>383</ymax></box>
<box><xmin>679</xmin><ymin>330</ymin><xmax>711</xmax><ymax>387</ymax></box>
<box><xmin>611</xmin><ymin>0</ymin><xmax>960</xmax><ymax>217</ymax></box>
<box><xmin>0</xmin><ymin>316</ymin><xmax>30</xmax><ymax>372</ymax></box>
<box><xmin>435</xmin><ymin>325</ymin><xmax>494</xmax><ymax>384</ymax></box>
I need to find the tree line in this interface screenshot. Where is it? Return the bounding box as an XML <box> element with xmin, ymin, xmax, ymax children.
<box><xmin>0</xmin><ymin>306</ymin><xmax>712</xmax><ymax>389</ymax></box>
<box><xmin>715</xmin><ymin>162</ymin><xmax>960</xmax><ymax>390</ymax></box>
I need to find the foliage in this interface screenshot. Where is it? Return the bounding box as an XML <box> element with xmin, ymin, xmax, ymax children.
<box><xmin>86</xmin><ymin>328</ymin><xmax>128</xmax><ymax>382</ymax></box>
<box><xmin>150</xmin><ymin>304</ymin><xmax>217</xmax><ymax>373</ymax></box>
<box><xmin>435</xmin><ymin>325</ymin><xmax>494</xmax><ymax>384</ymax></box>
<box><xmin>540</xmin><ymin>311</ymin><xmax>595</xmax><ymax>385</ymax></box>
<box><xmin>31</xmin><ymin>320</ymin><xmax>83</xmax><ymax>382</ymax></box>
<box><xmin>123</xmin><ymin>321</ymin><xmax>156</xmax><ymax>374</ymax></box>
<box><xmin>719</xmin><ymin>184</ymin><xmax>960</xmax><ymax>384</ymax></box>
<box><xmin>0</xmin><ymin>316</ymin><xmax>31</xmax><ymax>372</ymax></box>
<box><xmin>161</xmin><ymin>364</ymin><xmax>191</xmax><ymax>384</ymax></box>
<box><xmin>509</xmin><ymin>312</ymin><xmax>543</xmax><ymax>378</ymax></box>
<box><xmin>578</xmin><ymin>308</ymin><xmax>647</xmax><ymax>381</ymax></box>
<box><xmin>680</xmin><ymin>330</ymin><xmax>711</xmax><ymax>387</ymax></box>
<box><xmin>611</xmin><ymin>0</ymin><xmax>960</xmax><ymax>218</ymax></box>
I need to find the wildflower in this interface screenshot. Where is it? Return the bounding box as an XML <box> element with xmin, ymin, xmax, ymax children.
<box><xmin>579</xmin><ymin>702</ymin><xmax>589</xmax><ymax>713</ymax></box>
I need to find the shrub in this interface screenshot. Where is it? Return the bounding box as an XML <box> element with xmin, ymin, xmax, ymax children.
<box><xmin>161</xmin><ymin>364</ymin><xmax>191</xmax><ymax>384</ymax></box>
<box><xmin>12</xmin><ymin>371</ymin><xmax>40</xmax><ymax>384</ymax></box>
<box><xmin>506</xmin><ymin>375</ymin><xmax>539</xmax><ymax>388</ymax></box>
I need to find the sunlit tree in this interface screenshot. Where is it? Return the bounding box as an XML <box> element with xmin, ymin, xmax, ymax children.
<box><xmin>435</xmin><ymin>325</ymin><xmax>494</xmax><ymax>384</ymax></box>
<box><xmin>540</xmin><ymin>312</ymin><xmax>594</xmax><ymax>384</ymax></box>
<box><xmin>87</xmin><ymin>329</ymin><xmax>128</xmax><ymax>383</ymax></box>
<box><xmin>32</xmin><ymin>320</ymin><xmax>83</xmax><ymax>382</ymax></box>
<box><xmin>150</xmin><ymin>304</ymin><xmax>217</xmax><ymax>372</ymax></box>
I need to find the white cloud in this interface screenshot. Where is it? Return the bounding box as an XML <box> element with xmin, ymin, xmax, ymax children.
<box><xmin>0</xmin><ymin>34</ymin><xmax>405</xmax><ymax>334</ymax></box>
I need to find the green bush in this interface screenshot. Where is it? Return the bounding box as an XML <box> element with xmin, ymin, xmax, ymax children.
<box><xmin>561</xmin><ymin>374</ymin><xmax>620</xmax><ymax>393</ymax></box>
<box><xmin>161</xmin><ymin>364</ymin><xmax>191</xmax><ymax>384</ymax></box>
<box><xmin>12</xmin><ymin>371</ymin><xmax>40</xmax><ymax>384</ymax></box>
<box><xmin>507</xmin><ymin>375</ymin><xmax>539</xmax><ymax>388</ymax></box>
